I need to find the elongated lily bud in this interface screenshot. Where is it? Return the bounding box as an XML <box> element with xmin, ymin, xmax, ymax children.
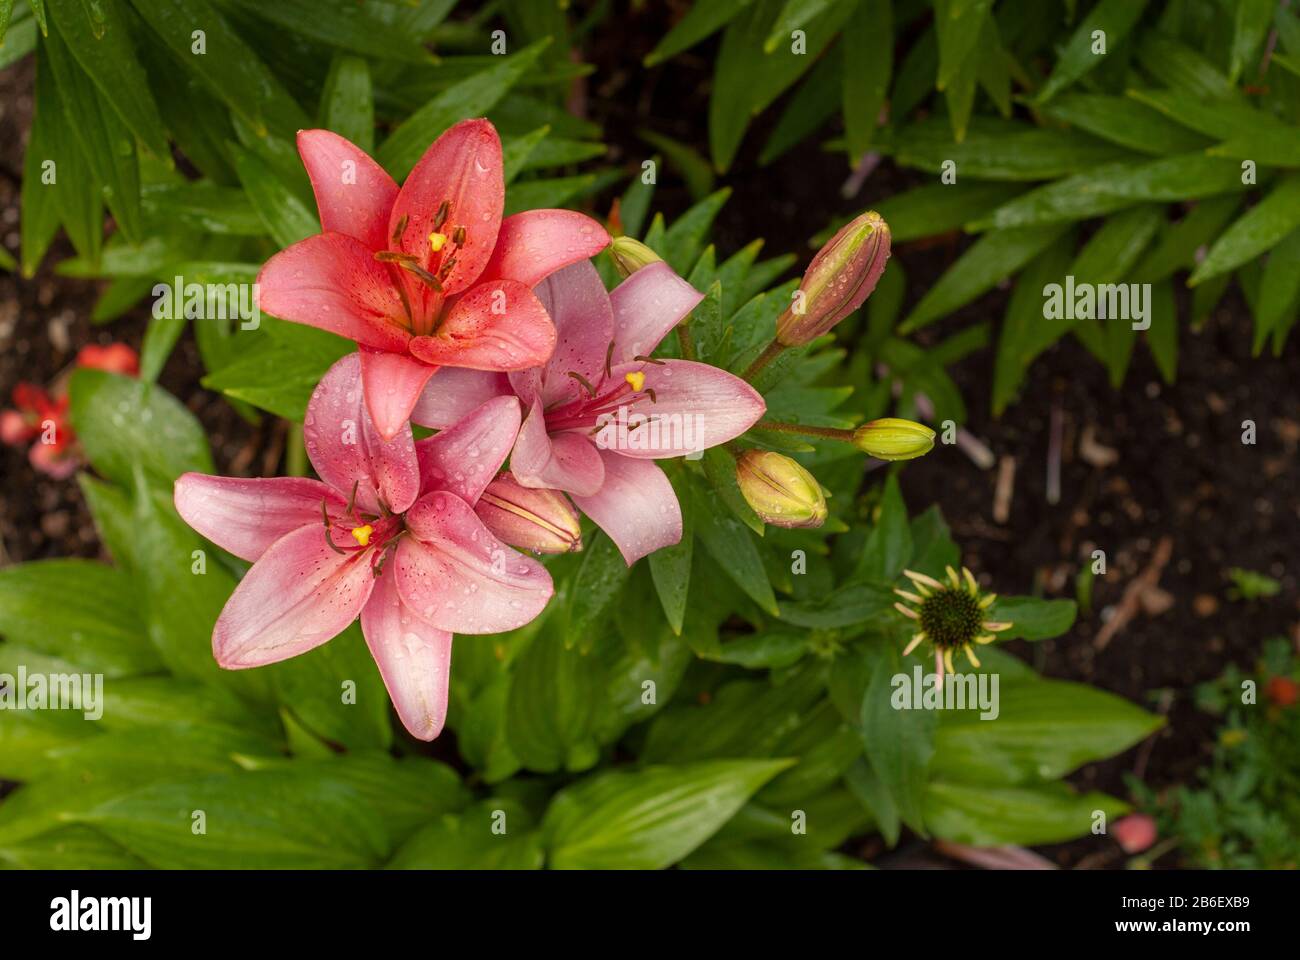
<box><xmin>476</xmin><ymin>473</ymin><xmax>582</xmax><ymax>554</ymax></box>
<box><xmin>610</xmin><ymin>236</ymin><xmax>663</xmax><ymax>278</ymax></box>
<box><xmin>853</xmin><ymin>418</ymin><xmax>935</xmax><ymax>461</ymax></box>
<box><xmin>735</xmin><ymin>450</ymin><xmax>828</xmax><ymax>529</ymax></box>
<box><xmin>776</xmin><ymin>211</ymin><xmax>890</xmax><ymax>347</ymax></box>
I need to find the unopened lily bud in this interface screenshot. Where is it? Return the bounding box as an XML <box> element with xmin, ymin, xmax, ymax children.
<box><xmin>776</xmin><ymin>211</ymin><xmax>890</xmax><ymax>347</ymax></box>
<box><xmin>853</xmin><ymin>418</ymin><xmax>935</xmax><ymax>461</ymax></box>
<box><xmin>476</xmin><ymin>473</ymin><xmax>582</xmax><ymax>554</ymax></box>
<box><xmin>610</xmin><ymin>236</ymin><xmax>662</xmax><ymax>278</ymax></box>
<box><xmin>735</xmin><ymin>450</ymin><xmax>827</xmax><ymax>529</ymax></box>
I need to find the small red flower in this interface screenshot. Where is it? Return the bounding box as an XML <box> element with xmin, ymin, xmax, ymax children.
<box><xmin>1266</xmin><ymin>676</ymin><xmax>1299</xmax><ymax>708</ymax></box>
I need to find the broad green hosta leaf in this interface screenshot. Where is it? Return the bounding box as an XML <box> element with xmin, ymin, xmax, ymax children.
<box><xmin>565</xmin><ymin>532</ymin><xmax>631</xmax><ymax>653</ymax></box>
<box><xmin>924</xmin><ymin>781</ymin><xmax>1128</xmax><ymax>846</ymax></box>
<box><xmin>861</xmin><ymin>642</ymin><xmax>934</xmax><ymax>835</ymax></box>
<box><xmin>648</xmin><ymin>475</ymin><xmax>694</xmax><ymax>634</ymax></box>
<box><xmin>0</xmin><ymin>560</ymin><xmax>156</xmax><ymax>675</ymax></box>
<box><xmin>1191</xmin><ymin>174</ymin><xmax>1300</xmax><ymax>286</ymax></box>
<box><xmin>541</xmin><ymin>759</ymin><xmax>793</xmax><ymax>869</ymax></box>
<box><xmin>388</xmin><ymin>800</ymin><xmax>543</xmax><ymax>870</ymax></box>
<box><xmin>777</xmin><ymin>581</ymin><xmax>894</xmax><ymax>628</ymax></box>
<box><xmin>128</xmin><ymin>0</ymin><xmax>308</xmax><ymax>136</ymax></box>
<box><xmin>1035</xmin><ymin>0</ymin><xmax>1149</xmax><ymax>103</ymax></box>
<box><xmin>0</xmin><ymin>826</ymin><xmax>148</xmax><ymax>870</ymax></box>
<box><xmin>505</xmin><ymin>616</ymin><xmax>602</xmax><ymax>774</ymax></box>
<box><xmin>80</xmin><ymin>768</ymin><xmax>391</xmax><ymax>869</ymax></box>
<box><xmin>931</xmin><ymin>679</ymin><xmax>1162</xmax><ymax>784</ymax></box>
<box><xmin>68</xmin><ymin>369</ymin><xmax>213</xmax><ymax>487</ymax></box>
<box><xmin>378</xmin><ymin>40</ymin><xmax>548</xmax><ymax>178</ymax></box>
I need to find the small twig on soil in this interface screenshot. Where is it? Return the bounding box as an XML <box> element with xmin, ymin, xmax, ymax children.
<box><xmin>933</xmin><ymin>840</ymin><xmax>1058</xmax><ymax>871</ymax></box>
<box><xmin>993</xmin><ymin>455</ymin><xmax>1016</xmax><ymax>525</ymax></box>
<box><xmin>841</xmin><ymin>151</ymin><xmax>881</xmax><ymax>198</ymax></box>
<box><xmin>1095</xmin><ymin>536</ymin><xmax>1174</xmax><ymax>650</ymax></box>
<box><xmin>1046</xmin><ymin>402</ymin><xmax>1063</xmax><ymax>505</ymax></box>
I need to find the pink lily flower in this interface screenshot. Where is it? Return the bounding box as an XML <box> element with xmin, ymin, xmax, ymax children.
<box><xmin>413</xmin><ymin>260</ymin><xmax>766</xmax><ymax>564</ymax></box>
<box><xmin>174</xmin><ymin>353</ymin><xmax>551</xmax><ymax>741</ymax></box>
<box><xmin>257</xmin><ymin>119</ymin><xmax>610</xmax><ymax>442</ymax></box>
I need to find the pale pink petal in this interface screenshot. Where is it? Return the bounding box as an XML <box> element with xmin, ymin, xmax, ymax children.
<box><xmin>526</xmin><ymin>259</ymin><xmax>615</xmax><ymax>408</ymax></box>
<box><xmin>297</xmin><ymin>129</ymin><xmax>399</xmax><ymax>252</ymax></box>
<box><xmin>511</xmin><ymin>399</ymin><xmax>605</xmax><ymax>497</ymax></box>
<box><xmin>213</xmin><ymin>525</ymin><xmax>375</xmax><ymax>668</ymax></box>
<box><xmin>407</xmin><ymin>280</ymin><xmax>555</xmax><ymax>371</ymax></box>
<box><xmin>610</xmin><ymin>261</ymin><xmax>704</xmax><ymax>364</ymax></box>
<box><xmin>572</xmin><ymin>452</ymin><xmax>682</xmax><ymax>565</ymax></box>
<box><xmin>415</xmin><ymin>395</ymin><xmax>521</xmax><ymax>504</ymax></box>
<box><xmin>595</xmin><ymin>359</ymin><xmax>765</xmax><ymax>459</ymax></box>
<box><xmin>395</xmin><ymin>491</ymin><xmax>553</xmax><ymax>634</ymax></box>
<box><xmin>174</xmin><ymin>472</ymin><xmax>344</xmax><ymax>562</ymax></box>
<box><xmin>409</xmin><ymin>368</ymin><xmax>511</xmax><ymax>430</ymax></box>
<box><xmin>256</xmin><ymin>232</ymin><xmax>410</xmax><ymax>352</ymax></box>
<box><xmin>476</xmin><ymin>209</ymin><xmax>609</xmax><ymax>287</ymax></box>
<box><xmin>388</xmin><ymin>118</ymin><xmax>502</xmax><ymax>297</ymax></box>
<box><xmin>359</xmin><ymin>346</ymin><xmax>437</xmax><ymax>442</ymax></box>
<box><xmin>360</xmin><ymin>571</ymin><xmax>453</xmax><ymax>741</ymax></box>
<box><xmin>306</xmin><ymin>353</ymin><xmax>421</xmax><ymax>515</ymax></box>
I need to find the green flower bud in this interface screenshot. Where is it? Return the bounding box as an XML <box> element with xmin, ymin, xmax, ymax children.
<box><xmin>852</xmin><ymin>418</ymin><xmax>935</xmax><ymax>461</ymax></box>
<box><xmin>610</xmin><ymin>237</ymin><xmax>663</xmax><ymax>279</ymax></box>
<box><xmin>735</xmin><ymin>450</ymin><xmax>828</xmax><ymax>529</ymax></box>
<box><xmin>776</xmin><ymin>211</ymin><xmax>891</xmax><ymax>347</ymax></box>
<box><xmin>476</xmin><ymin>474</ymin><xmax>583</xmax><ymax>554</ymax></box>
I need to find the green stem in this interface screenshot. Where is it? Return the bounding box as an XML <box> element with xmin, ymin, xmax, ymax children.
<box><xmin>287</xmin><ymin>421</ymin><xmax>308</xmax><ymax>477</ymax></box>
<box><xmin>740</xmin><ymin>339</ymin><xmax>785</xmax><ymax>382</ymax></box>
<box><xmin>754</xmin><ymin>420</ymin><xmax>854</xmax><ymax>443</ymax></box>
<box><xmin>676</xmin><ymin>323</ymin><xmax>696</xmax><ymax>361</ymax></box>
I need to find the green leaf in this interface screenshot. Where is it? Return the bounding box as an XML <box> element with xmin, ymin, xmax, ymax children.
<box><xmin>870</xmin><ymin>181</ymin><xmax>1025</xmax><ymax>243</ymax></box>
<box><xmin>202</xmin><ymin>326</ymin><xmax>351</xmax><ymax>421</ymax></box>
<box><xmin>320</xmin><ymin>54</ymin><xmax>374</xmax><ymax>155</ymax></box>
<box><xmin>542</xmin><ymin>759</ymin><xmax>793</xmax><ymax>869</ymax></box>
<box><xmin>80</xmin><ymin>768</ymin><xmax>390</xmax><ymax>868</ymax></box>
<box><xmin>138</xmin><ymin>314</ymin><xmax>185</xmax><ymax>383</ymax></box>
<box><xmin>1191</xmin><ymin>174</ymin><xmax>1300</xmax><ymax>286</ymax></box>
<box><xmin>842</xmin><ymin>0</ymin><xmax>891</xmax><ymax>162</ymax></box>
<box><xmin>992</xmin><ymin>230</ymin><xmax>1075</xmax><ymax>415</ymax></box>
<box><xmin>20</xmin><ymin>47</ymin><xmax>72</xmax><ymax>275</ymax></box>
<box><xmin>662</xmin><ymin>188</ymin><xmax>731</xmax><ymax>275</ymax></box>
<box><xmin>760</xmin><ymin>45</ymin><xmax>840</xmax><ymax>165</ymax></box>
<box><xmin>1131</xmin><ymin>194</ymin><xmax>1241</xmax><ymax>284</ymax></box>
<box><xmin>1254</xmin><ymin>227</ymin><xmax>1300</xmax><ymax>352</ymax></box>
<box><xmin>68</xmin><ymin>369</ymin><xmax>213</xmax><ymax>487</ymax></box>
<box><xmin>861</xmin><ymin>643</ymin><xmax>934</xmax><ymax>834</ymax></box>
<box><xmin>0</xmin><ymin>560</ymin><xmax>158</xmax><ymax>675</ymax></box>
<box><xmin>845</xmin><ymin>758</ymin><xmax>900</xmax><ymax>846</ymax></box>
<box><xmin>46</xmin><ymin>0</ymin><xmax>168</xmax><ymax>159</ymax></box>
<box><xmin>128</xmin><ymin>0</ymin><xmax>308</xmax><ymax>136</ymax></box>
<box><xmin>924</xmin><ymin>781</ymin><xmax>1128</xmax><ymax>845</ymax></box>
<box><xmin>857</xmin><ymin>473</ymin><xmax>911</xmax><ymax>583</ymax></box>
<box><xmin>693</xmin><ymin>485</ymin><xmax>778</xmax><ymax>615</ymax></box>
<box><xmin>565</xmin><ymin>531</ymin><xmax>631</xmax><ymax>652</ymax></box>
<box><xmin>378</xmin><ymin>39</ymin><xmax>549</xmax><ymax>179</ymax></box>
<box><xmin>1040</xmin><ymin>93</ymin><xmax>1212</xmax><ymax>156</ymax></box>
<box><xmin>648</xmin><ymin>484</ymin><xmax>693</xmax><ymax>634</ymax></box>
<box><xmin>933</xmin><ymin>0</ymin><xmax>991</xmax><ymax>91</ymax></box>
<box><xmin>231</xmin><ymin>144</ymin><xmax>319</xmax><ymax>249</ymax></box>
<box><xmin>1035</xmin><ymin>0</ymin><xmax>1149</xmax><ymax>103</ymax></box>
<box><xmin>1229</xmin><ymin>0</ymin><xmax>1276</xmax><ymax>83</ymax></box>
<box><xmin>505</xmin><ymin>617</ymin><xmax>602</xmax><ymax>774</ymax></box>
<box><xmin>225</xmin><ymin>0</ymin><xmax>431</xmax><ymax>63</ymax></box>
<box><xmin>899</xmin><ymin>223</ymin><xmax>1070</xmax><ymax>334</ymax></box>
<box><xmin>988</xmin><ymin>596</ymin><xmax>1077</xmax><ymax>640</ymax></box>
<box><xmin>0</xmin><ymin>826</ymin><xmax>148</xmax><ymax>870</ymax></box>
<box><xmin>388</xmin><ymin>799</ymin><xmax>543</xmax><ymax>869</ymax></box>
<box><xmin>931</xmin><ymin>677</ymin><xmax>1162</xmax><ymax>784</ymax></box>
<box><xmin>644</xmin><ymin>0</ymin><xmax>753</xmax><ymax>66</ymax></box>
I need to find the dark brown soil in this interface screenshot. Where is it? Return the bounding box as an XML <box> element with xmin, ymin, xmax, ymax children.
<box><xmin>3</xmin><ymin>7</ymin><xmax>1297</xmax><ymax>868</ymax></box>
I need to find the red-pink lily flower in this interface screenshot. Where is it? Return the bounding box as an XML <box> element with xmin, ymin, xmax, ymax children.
<box><xmin>413</xmin><ymin>260</ymin><xmax>766</xmax><ymax>564</ymax></box>
<box><xmin>257</xmin><ymin>119</ymin><xmax>610</xmax><ymax>442</ymax></box>
<box><xmin>174</xmin><ymin>353</ymin><xmax>551</xmax><ymax>741</ymax></box>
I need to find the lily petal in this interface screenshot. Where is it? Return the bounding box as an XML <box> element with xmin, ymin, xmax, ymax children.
<box><xmin>409</xmin><ymin>368</ymin><xmax>511</xmax><ymax>430</ymax></box>
<box><xmin>415</xmin><ymin>394</ymin><xmax>521</xmax><ymax>505</ymax></box>
<box><xmin>297</xmin><ymin>129</ymin><xmax>399</xmax><ymax>252</ymax></box>
<box><xmin>360</xmin><ymin>571</ymin><xmax>453</xmax><ymax>741</ymax></box>
<box><xmin>477</xmin><ymin>209</ymin><xmax>609</xmax><ymax>288</ymax></box>
<box><xmin>388</xmin><ymin>118</ymin><xmax>502</xmax><ymax>297</ymax></box>
<box><xmin>359</xmin><ymin>346</ymin><xmax>437</xmax><ymax>442</ymax></box>
<box><xmin>597</xmin><ymin>359</ymin><xmax>765</xmax><ymax>458</ymax></box>
<box><xmin>396</xmin><ymin>491</ymin><xmax>553</xmax><ymax>634</ymax></box>
<box><xmin>609</xmin><ymin>261</ymin><xmax>704</xmax><ymax>364</ymax></box>
<box><xmin>213</xmin><ymin>524</ymin><xmax>375</xmax><ymax>668</ymax></box>
<box><xmin>306</xmin><ymin>353</ymin><xmax>421</xmax><ymax>515</ymax></box>
<box><xmin>257</xmin><ymin>232</ymin><xmax>411</xmax><ymax>352</ymax></box>
<box><xmin>521</xmin><ymin>259</ymin><xmax>615</xmax><ymax>408</ymax></box>
<box><xmin>174</xmin><ymin>473</ymin><xmax>344</xmax><ymax>562</ymax></box>
<box><xmin>573</xmin><ymin>452</ymin><xmax>682</xmax><ymax>564</ymax></box>
<box><xmin>407</xmin><ymin>279</ymin><xmax>555</xmax><ymax>371</ymax></box>
<box><xmin>512</xmin><ymin>399</ymin><xmax>605</xmax><ymax>496</ymax></box>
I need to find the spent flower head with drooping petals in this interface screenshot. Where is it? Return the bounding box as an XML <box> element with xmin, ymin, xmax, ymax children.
<box><xmin>894</xmin><ymin>566</ymin><xmax>1012</xmax><ymax>679</ymax></box>
<box><xmin>735</xmin><ymin>450</ymin><xmax>827</xmax><ymax>529</ymax></box>
<box><xmin>853</xmin><ymin>417</ymin><xmax>935</xmax><ymax>461</ymax></box>
<box><xmin>776</xmin><ymin>210</ymin><xmax>890</xmax><ymax>347</ymax></box>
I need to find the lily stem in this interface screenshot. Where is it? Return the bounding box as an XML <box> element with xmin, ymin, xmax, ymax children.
<box><xmin>676</xmin><ymin>323</ymin><xmax>696</xmax><ymax>361</ymax></box>
<box><xmin>286</xmin><ymin>421</ymin><xmax>308</xmax><ymax>477</ymax></box>
<box><xmin>741</xmin><ymin>339</ymin><xmax>785</xmax><ymax>382</ymax></box>
<box><xmin>755</xmin><ymin>420</ymin><xmax>854</xmax><ymax>443</ymax></box>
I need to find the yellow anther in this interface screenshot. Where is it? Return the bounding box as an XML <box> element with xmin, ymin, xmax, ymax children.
<box><xmin>351</xmin><ymin>524</ymin><xmax>374</xmax><ymax>547</ymax></box>
<box><xmin>428</xmin><ymin>232</ymin><xmax>447</xmax><ymax>252</ymax></box>
<box><xmin>625</xmin><ymin>371</ymin><xmax>646</xmax><ymax>392</ymax></box>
